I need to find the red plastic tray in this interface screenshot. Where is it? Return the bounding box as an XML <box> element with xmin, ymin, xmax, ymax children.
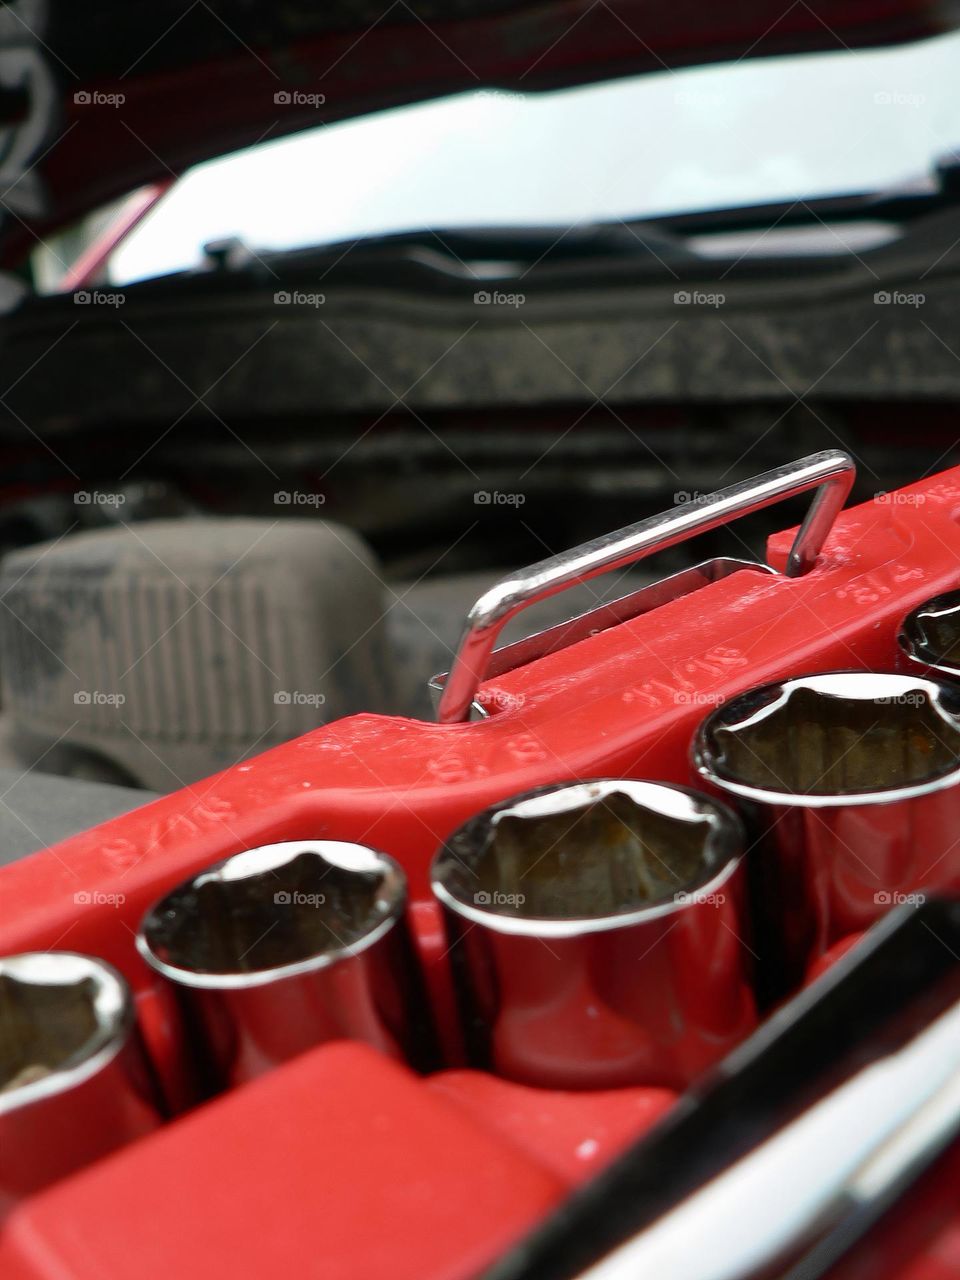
<box><xmin>2</xmin><ymin>465</ymin><xmax>960</xmax><ymax>1279</ymax></box>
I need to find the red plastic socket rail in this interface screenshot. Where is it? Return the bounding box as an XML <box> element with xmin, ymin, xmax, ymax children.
<box><xmin>2</xmin><ymin>458</ymin><xmax>960</xmax><ymax>1280</ymax></box>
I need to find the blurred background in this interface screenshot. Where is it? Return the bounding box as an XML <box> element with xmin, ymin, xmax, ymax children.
<box><xmin>0</xmin><ymin>0</ymin><xmax>957</xmax><ymax>846</ymax></box>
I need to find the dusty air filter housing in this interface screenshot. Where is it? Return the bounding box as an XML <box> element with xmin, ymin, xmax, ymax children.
<box><xmin>0</xmin><ymin>518</ymin><xmax>390</xmax><ymax>790</ymax></box>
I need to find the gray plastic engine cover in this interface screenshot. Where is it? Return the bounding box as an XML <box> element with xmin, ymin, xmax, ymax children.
<box><xmin>0</xmin><ymin>518</ymin><xmax>391</xmax><ymax>791</ymax></box>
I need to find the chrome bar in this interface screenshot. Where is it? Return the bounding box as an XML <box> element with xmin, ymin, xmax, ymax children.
<box><xmin>437</xmin><ymin>451</ymin><xmax>855</xmax><ymax>723</ymax></box>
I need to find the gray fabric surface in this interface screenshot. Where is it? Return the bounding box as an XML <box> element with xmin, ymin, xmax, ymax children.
<box><xmin>0</xmin><ymin>768</ymin><xmax>158</xmax><ymax>867</ymax></box>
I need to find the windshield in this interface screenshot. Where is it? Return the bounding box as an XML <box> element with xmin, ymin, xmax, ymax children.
<box><xmin>101</xmin><ymin>28</ymin><xmax>960</xmax><ymax>285</ymax></box>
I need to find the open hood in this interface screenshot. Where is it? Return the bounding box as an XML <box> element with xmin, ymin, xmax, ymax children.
<box><xmin>0</xmin><ymin>0</ymin><xmax>955</xmax><ymax>267</ymax></box>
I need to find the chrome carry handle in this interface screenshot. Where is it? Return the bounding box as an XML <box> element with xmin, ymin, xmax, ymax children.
<box><xmin>435</xmin><ymin>450</ymin><xmax>856</xmax><ymax>723</ymax></box>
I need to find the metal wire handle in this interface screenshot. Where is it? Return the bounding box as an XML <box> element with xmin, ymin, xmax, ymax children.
<box><xmin>436</xmin><ymin>450</ymin><xmax>856</xmax><ymax>723</ymax></box>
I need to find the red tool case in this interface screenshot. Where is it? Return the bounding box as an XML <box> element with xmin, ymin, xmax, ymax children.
<box><xmin>1</xmin><ymin>461</ymin><xmax>959</xmax><ymax>1279</ymax></box>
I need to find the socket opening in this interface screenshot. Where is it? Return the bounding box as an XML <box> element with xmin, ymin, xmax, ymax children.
<box><xmin>433</xmin><ymin>780</ymin><xmax>741</xmax><ymax>928</ymax></box>
<box><xmin>0</xmin><ymin>953</ymin><xmax>127</xmax><ymax>1102</ymax></box>
<box><xmin>901</xmin><ymin>589</ymin><xmax>960</xmax><ymax>678</ymax></box>
<box><xmin>138</xmin><ymin>840</ymin><xmax>405</xmax><ymax>985</ymax></box>
<box><xmin>698</xmin><ymin>672</ymin><xmax>960</xmax><ymax>799</ymax></box>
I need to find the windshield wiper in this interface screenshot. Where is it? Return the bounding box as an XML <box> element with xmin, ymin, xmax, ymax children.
<box><xmin>644</xmin><ymin>154</ymin><xmax>960</xmax><ymax>237</ymax></box>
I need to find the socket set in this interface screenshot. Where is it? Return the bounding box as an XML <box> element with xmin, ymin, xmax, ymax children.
<box><xmin>1</xmin><ymin>451</ymin><xmax>959</xmax><ymax>1279</ymax></box>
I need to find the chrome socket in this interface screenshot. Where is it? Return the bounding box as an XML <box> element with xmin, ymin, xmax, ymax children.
<box><xmin>431</xmin><ymin>779</ymin><xmax>755</xmax><ymax>1090</ymax></box>
<box><xmin>138</xmin><ymin>839</ymin><xmax>434</xmax><ymax>1091</ymax></box>
<box><xmin>0</xmin><ymin>951</ymin><xmax>161</xmax><ymax>1216</ymax></box>
<box><xmin>694</xmin><ymin>670</ymin><xmax>960</xmax><ymax>998</ymax></box>
<box><xmin>899</xmin><ymin>588</ymin><xmax>960</xmax><ymax>682</ymax></box>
